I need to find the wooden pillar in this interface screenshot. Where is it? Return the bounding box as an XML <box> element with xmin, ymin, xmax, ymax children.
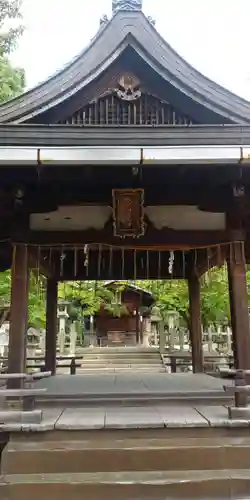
<box><xmin>135</xmin><ymin>308</ymin><xmax>140</xmax><ymax>344</ymax></box>
<box><xmin>139</xmin><ymin>315</ymin><xmax>144</xmax><ymax>344</ymax></box>
<box><xmin>188</xmin><ymin>274</ymin><xmax>203</xmax><ymax>373</ymax></box>
<box><xmin>45</xmin><ymin>279</ymin><xmax>58</xmax><ymax>375</ymax></box>
<box><xmin>227</xmin><ymin>242</ymin><xmax>250</xmax><ymax>369</ymax></box>
<box><xmin>227</xmin><ymin>261</ymin><xmax>238</xmax><ymax>366</ymax></box>
<box><xmin>8</xmin><ymin>245</ymin><xmax>29</xmax><ymax>382</ymax></box>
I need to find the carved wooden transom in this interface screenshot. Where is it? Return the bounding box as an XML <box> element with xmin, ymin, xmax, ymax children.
<box><xmin>59</xmin><ymin>92</ymin><xmax>194</xmax><ymax>126</ymax></box>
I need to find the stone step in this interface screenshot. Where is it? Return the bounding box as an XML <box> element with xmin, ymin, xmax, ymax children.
<box><xmin>1</xmin><ymin>470</ymin><xmax>249</xmax><ymax>499</ymax></box>
<box><xmin>78</xmin><ymin>348</ymin><xmax>159</xmax><ymax>354</ymax></box>
<box><xmin>79</xmin><ymin>358</ymin><xmax>162</xmax><ymax>364</ymax></box>
<box><xmin>59</xmin><ymin>368</ymin><xmax>165</xmax><ymax>375</ymax></box>
<box><xmin>81</xmin><ymin>353</ymin><xmax>161</xmax><ymax>360</ymax></box>
<box><xmin>3</xmin><ymin>437</ymin><xmax>250</xmax><ymax>474</ymax></box>
<box><xmin>74</xmin><ymin>362</ymin><xmax>163</xmax><ymax>368</ymax></box>
<box><xmin>37</xmin><ymin>392</ymin><xmax>230</xmax><ymax>407</ymax></box>
<box><xmin>58</xmin><ymin>366</ymin><xmax>165</xmax><ymax>374</ymax></box>
<box><xmin>58</xmin><ymin>366</ymin><xmax>164</xmax><ymax>373</ymax></box>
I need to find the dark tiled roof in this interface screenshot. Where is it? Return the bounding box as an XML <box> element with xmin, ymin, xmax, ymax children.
<box><xmin>104</xmin><ymin>280</ymin><xmax>154</xmax><ymax>297</ymax></box>
<box><xmin>0</xmin><ymin>11</ymin><xmax>250</xmax><ymax>123</ymax></box>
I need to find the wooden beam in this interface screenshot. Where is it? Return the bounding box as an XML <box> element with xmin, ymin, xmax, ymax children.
<box><xmin>0</xmin><ymin>181</ymin><xmax>236</xmax><ymax>209</ymax></box>
<box><xmin>48</xmin><ymin>248</ymin><xmax>191</xmax><ymax>281</ymax></box>
<box><xmin>12</xmin><ymin>227</ymin><xmax>239</xmax><ymax>248</ymax></box>
<box><xmin>0</xmin><ymin>124</ymin><xmax>250</xmax><ymax>147</ymax></box>
<box><xmin>193</xmin><ymin>245</ymin><xmax>228</xmax><ymax>277</ymax></box>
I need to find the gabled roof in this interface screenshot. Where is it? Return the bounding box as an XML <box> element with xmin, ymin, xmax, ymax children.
<box><xmin>103</xmin><ymin>281</ymin><xmax>155</xmax><ymax>306</ymax></box>
<box><xmin>1</xmin><ymin>10</ymin><xmax>250</xmax><ymax>124</ymax></box>
<box><xmin>104</xmin><ymin>280</ymin><xmax>154</xmax><ymax>297</ymax></box>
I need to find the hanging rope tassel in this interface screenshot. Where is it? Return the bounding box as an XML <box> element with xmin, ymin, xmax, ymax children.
<box><xmin>241</xmin><ymin>240</ymin><xmax>245</xmax><ymax>267</ymax></box>
<box><xmin>37</xmin><ymin>245</ymin><xmax>41</xmax><ymax>297</ymax></box>
<box><xmin>158</xmin><ymin>251</ymin><xmax>161</xmax><ymax>279</ymax></box>
<box><xmin>146</xmin><ymin>250</ymin><xmax>149</xmax><ymax>279</ymax></box>
<box><xmin>109</xmin><ymin>246</ymin><xmax>113</xmax><ymax>277</ymax></box>
<box><xmin>12</xmin><ymin>244</ymin><xmax>16</xmax><ymax>277</ymax></box>
<box><xmin>182</xmin><ymin>251</ymin><xmax>185</xmax><ymax>278</ymax></box>
<box><xmin>74</xmin><ymin>247</ymin><xmax>78</xmax><ymax>278</ymax></box>
<box><xmin>229</xmin><ymin>242</ymin><xmax>233</xmax><ymax>265</ymax></box>
<box><xmin>84</xmin><ymin>244</ymin><xmax>89</xmax><ymax>276</ymax></box>
<box><xmin>60</xmin><ymin>246</ymin><xmax>65</xmax><ymax>278</ymax></box>
<box><xmin>98</xmin><ymin>244</ymin><xmax>102</xmax><ymax>279</ymax></box>
<box><xmin>134</xmin><ymin>249</ymin><xmax>137</xmax><ymax>280</ymax></box>
<box><xmin>216</xmin><ymin>244</ymin><xmax>222</xmax><ymax>268</ymax></box>
<box><xmin>122</xmin><ymin>248</ymin><xmax>125</xmax><ymax>279</ymax></box>
<box><xmin>49</xmin><ymin>247</ymin><xmax>52</xmax><ymax>268</ymax></box>
<box><xmin>168</xmin><ymin>250</ymin><xmax>175</xmax><ymax>276</ymax></box>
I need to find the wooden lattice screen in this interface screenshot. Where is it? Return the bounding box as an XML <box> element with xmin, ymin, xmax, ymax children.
<box><xmin>59</xmin><ymin>93</ymin><xmax>194</xmax><ymax>126</ymax></box>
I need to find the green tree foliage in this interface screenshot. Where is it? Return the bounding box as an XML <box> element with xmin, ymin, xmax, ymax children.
<box><xmin>0</xmin><ymin>267</ymin><xmax>247</xmax><ymax>331</ymax></box>
<box><xmin>58</xmin><ymin>281</ymin><xmax>129</xmax><ymax>319</ymax></box>
<box><xmin>0</xmin><ymin>269</ymin><xmax>11</xmax><ymax>307</ymax></box>
<box><xmin>27</xmin><ymin>274</ymin><xmax>46</xmax><ymax>328</ymax></box>
<box><xmin>0</xmin><ymin>0</ymin><xmax>25</xmax><ymax>102</ymax></box>
<box><xmin>200</xmin><ymin>268</ymin><xmax>230</xmax><ymax>327</ymax></box>
<box><xmin>136</xmin><ymin>269</ymin><xmax>230</xmax><ymax>328</ymax></box>
<box><xmin>0</xmin><ymin>270</ymin><xmax>46</xmax><ymax>328</ymax></box>
<box><xmin>58</xmin><ymin>271</ymin><xmax>232</xmax><ymax>330</ymax></box>
<box><xmin>0</xmin><ymin>56</ymin><xmax>24</xmax><ymax>101</ymax></box>
<box><xmin>0</xmin><ymin>0</ymin><xmax>23</xmax><ymax>54</ymax></box>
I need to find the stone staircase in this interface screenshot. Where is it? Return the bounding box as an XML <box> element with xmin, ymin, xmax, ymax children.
<box><xmin>1</xmin><ymin>430</ymin><xmax>250</xmax><ymax>498</ymax></box>
<box><xmin>71</xmin><ymin>347</ymin><xmax>165</xmax><ymax>373</ymax></box>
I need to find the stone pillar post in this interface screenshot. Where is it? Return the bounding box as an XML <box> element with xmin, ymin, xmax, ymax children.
<box><xmin>227</xmin><ymin>242</ymin><xmax>250</xmax><ymax>369</ymax></box>
<box><xmin>142</xmin><ymin>317</ymin><xmax>151</xmax><ymax>347</ymax></box>
<box><xmin>178</xmin><ymin>328</ymin><xmax>185</xmax><ymax>352</ymax></box>
<box><xmin>59</xmin><ymin>319</ymin><xmax>66</xmax><ymax>354</ymax></box>
<box><xmin>159</xmin><ymin>321</ymin><xmax>165</xmax><ymax>353</ymax></box>
<box><xmin>89</xmin><ymin>315</ymin><xmax>96</xmax><ymax>346</ymax></box>
<box><xmin>168</xmin><ymin>314</ymin><xmax>175</xmax><ymax>351</ymax></box>
<box><xmin>39</xmin><ymin>329</ymin><xmax>46</xmax><ymax>354</ymax></box>
<box><xmin>139</xmin><ymin>315</ymin><xmax>144</xmax><ymax>345</ymax></box>
<box><xmin>188</xmin><ymin>274</ymin><xmax>203</xmax><ymax>373</ymax></box>
<box><xmin>135</xmin><ymin>308</ymin><xmax>140</xmax><ymax>345</ymax></box>
<box><xmin>227</xmin><ymin>326</ymin><xmax>232</xmax><ymax>355</ymax></box>
<box><xmin>57</xmin><ymin>302</ymin><xmax>68</xmax><ymax>354</ymax></box>
<box><xmin>70</xmin><ymin>321</ymin><xmax>77</xmax><ymax>355</ymax></box>
<box><xmin>8</xmin><ymin>245</ymin><xmax>29</xmax><ymax>386</ymax></box>
<box><xmin>45</xmin><ymin>279</ymin><xmax>58</xmax><ymax>375</ymax></box>
<box><xmin>207</xmin><ymin>326</ymin><xmax>213</xmax><ymax>353</ymax></box>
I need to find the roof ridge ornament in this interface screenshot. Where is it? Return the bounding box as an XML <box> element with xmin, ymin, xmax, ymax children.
<box><xmin>112</xmin><ymin>0</ymin><xmax>142</xmax><ymax>14</ymax></box>
<box><xmin>99</xmin><ymin>14</ymin><xmax>109</xmax><ymax>26</ymax></box>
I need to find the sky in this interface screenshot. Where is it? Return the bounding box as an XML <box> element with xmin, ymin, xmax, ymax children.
<box><xmin>9</xmin><ymin>0</ymin><xmax>250</xmax><ymax>101</ymax></box>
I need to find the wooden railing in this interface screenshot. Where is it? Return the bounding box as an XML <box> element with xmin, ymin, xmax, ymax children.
<box><xmin>162</xmin><ymin>353</ymin><xmax>234</xmax><ymax>374</ymax></box>
<box><xmin>0</xmin><ymin>356</ymin><xmax>83</xmax><ymax>375</ymax></box>
<box><xmin>222</xmin><ymin>369</ymin><xmax>250</xmax><ymax>419</ymax></box>
<box><xmin>0</xmin><ymin>371</ymin><xmax>51</xmax><ymax>415</ymax></box>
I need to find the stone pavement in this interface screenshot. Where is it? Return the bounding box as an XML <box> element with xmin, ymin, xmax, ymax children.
<box><xmin>35</xmin><ymin>372</ymin><xmax>232</xmax><ymax>396</ymax></box>
<box><xmin>0</xmin><ymin>404</ymin><xmax>249</xmax><ymax>432</ymax></box>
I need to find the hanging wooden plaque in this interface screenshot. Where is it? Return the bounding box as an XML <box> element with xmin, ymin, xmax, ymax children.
<box><xmin>112</xmin><ymin>188</ymin><xmax>145</xmax><ymax>238</ymax></box>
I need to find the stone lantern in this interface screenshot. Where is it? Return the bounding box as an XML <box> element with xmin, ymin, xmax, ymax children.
<box><xmin>150</xmin><ymin>306</ymin><xmax>162</xmax><ymax>346</ymax></box>
<box><xmin>57</xmin><ymin>300</ymin><xmax>70</xmax><ymax>354</ymax></box>
<box><xmin>139</xmin><ymin>306</ymin><xmax>151</xmax><ymax>347</ymax></box>
<box><xmin>165</xmin><ymin>310</ymin><xmax>179</xmax><ymax>351</ymax></box>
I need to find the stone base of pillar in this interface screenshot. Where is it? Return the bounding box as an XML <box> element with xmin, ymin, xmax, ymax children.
<box><xmin>0</xmin><ymin>409</ymin><xmax>42</xmax><ymax>424</ymax></box>
<box><xmin>228</xmin><ymin>406</ymin><xmax>250</xmax><ymax>419</ymax></box>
